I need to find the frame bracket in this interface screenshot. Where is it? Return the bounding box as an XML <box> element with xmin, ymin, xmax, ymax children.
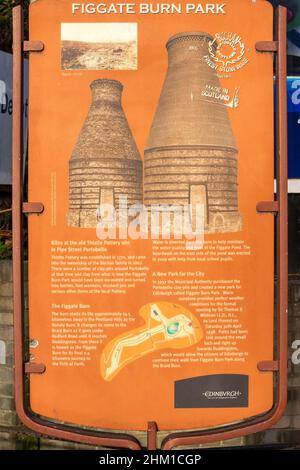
<box><xmin>257</xmin><ymin>201</ymin><xmax>279</xmax><ymax>214</ymax></box>
<box><xmin>257</xmin><ymin>361</ymin><xmax>279</xmax><ymax>372</ymax></box>
<box><xmin>25</xmin><ymin>362</ymin><xmax>46</xmax><ymax>374</ymax></box>
<box><xmin>22</xmin><ymin>202</ymin><xmax>44</xmax><ymax>215</ymax></box>
<box><xmin>256</xmin><ymin>41</ymin><xmax>278</xmax><ymax>52</ymax></box>
<box><xmin>147</xmin><ymin>421</ymin><xmax>158</xmax><ymax>450</ymax></box>
<box><xmin>23</xmin><ymin>41</ymin><xmax>44</xmax><ymax>53</ymax></box>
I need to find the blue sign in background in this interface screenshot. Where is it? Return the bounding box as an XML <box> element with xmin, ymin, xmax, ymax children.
<box><xmin>287</xmin><ymin>77</ymin><xmax>300</xmax><ymax>178</ymax></box>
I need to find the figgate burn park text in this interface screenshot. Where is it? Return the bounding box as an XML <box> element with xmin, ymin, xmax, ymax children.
<box><xmin>71</xmin><ymin>3</ymin><xmax>227</xmax><ymax>15</ymax></box>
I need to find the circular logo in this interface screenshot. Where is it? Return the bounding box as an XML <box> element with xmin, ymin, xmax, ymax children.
<box><xmin>205</xmin><ymin>32</ymin><xmax>249</xmax><ymax>76</ymax></box>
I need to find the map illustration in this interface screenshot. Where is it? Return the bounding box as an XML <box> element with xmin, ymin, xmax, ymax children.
<box><xmin>100</xmin><ymin>302</ymin><xmax>203</xmax><ymax>381</ymax></box>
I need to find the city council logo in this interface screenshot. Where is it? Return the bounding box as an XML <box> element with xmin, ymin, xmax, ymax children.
<box><xmin>205</xmin><ymin>32</ymin><xmax>249</xmax><ymax>76</ymax></box>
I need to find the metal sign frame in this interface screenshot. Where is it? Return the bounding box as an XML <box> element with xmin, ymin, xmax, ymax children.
<box><xmin>12</xmin><ymin>1</ymin><xmax>288</xmax><ymax>450</ymax></box>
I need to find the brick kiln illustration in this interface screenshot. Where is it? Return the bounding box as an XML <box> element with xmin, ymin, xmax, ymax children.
<box><xmin>67</xmin><ymin>79</ymin><xmax>142</xmax><ymax>228</ymax></box>
<box><xmin>144</xmin><ymin>32</ymin><xmax>242</xmax><ymax>233</ymax></box>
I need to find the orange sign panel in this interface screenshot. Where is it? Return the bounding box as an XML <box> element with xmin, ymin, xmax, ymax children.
<box><xmin>28</xmin><ymin>0</ymin><xmax>275</xmax><ymax>431</ymax></box>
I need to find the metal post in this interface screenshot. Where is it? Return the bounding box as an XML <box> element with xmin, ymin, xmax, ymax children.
<box><xmin>12</xmin><ymin>0</ymin><xmax>25</xmax><ymax>433</ymax></box>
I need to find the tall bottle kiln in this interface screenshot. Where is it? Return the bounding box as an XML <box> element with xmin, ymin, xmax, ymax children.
<box><xmin>144</xmin><ymin>32</ymin><xmax>242</xmax><ymax>233</ymax></box>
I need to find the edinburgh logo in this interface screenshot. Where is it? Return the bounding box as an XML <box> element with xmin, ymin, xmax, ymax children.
<box><xmin>203</xmin><ymin>390</ymin><xmax>242</xmax><ymax>400</ymax></box>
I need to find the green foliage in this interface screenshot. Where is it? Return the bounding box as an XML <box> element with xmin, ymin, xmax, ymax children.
<box><xmin>16</xmin><ymin>433</ymin><xmax>40</xmax><ymax>450</ymax></box>
<box><xmin>0</xmin><ymin>0</ymin><xmax>13</xmax><ymax>51</ymax></box>
<box><xmin>0</xmin><ymin>1</ymin><xmax>13</xmax><ymax>20</ymax></box>
<box><xmin>0</xmin><ymin>0</ymin><xmax>30</xmax><ymax>52</ymax></box>
<box><xmin>0</xmin><ymin>238</ymin><xmax>12</xmax><ymax>260</ymax></box>
<box><xmin>0</xmin><ymin>1</ymin><xmax>30</xmax><ymax>18</ymax></box>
